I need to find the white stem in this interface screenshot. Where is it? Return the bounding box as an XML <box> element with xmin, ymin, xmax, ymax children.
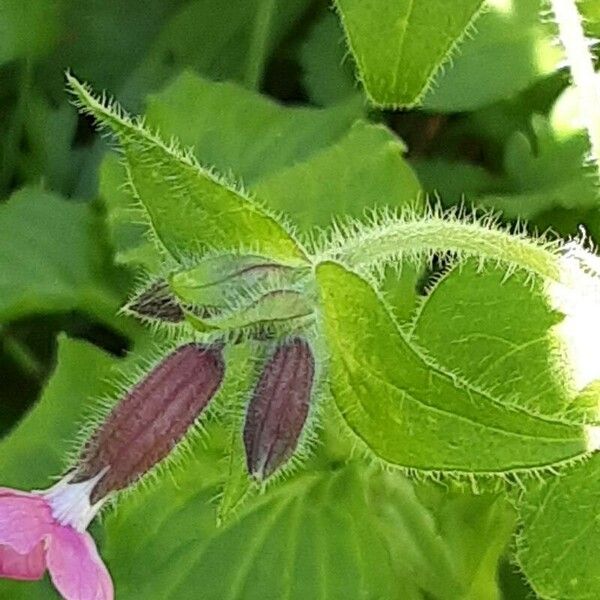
<box><xmin>550</xmin><ymin>0</ymin><xmax>600</xmax><ymax>173</ymax></box>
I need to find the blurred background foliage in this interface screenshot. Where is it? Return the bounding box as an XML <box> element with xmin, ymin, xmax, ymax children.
<box><xmin>0</xmin><ymin>0</ymin><xmax>599</xmax><ymax>598</ymax></box>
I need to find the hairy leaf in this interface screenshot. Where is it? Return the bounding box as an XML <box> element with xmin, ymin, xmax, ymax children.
<box><xmin>68</xmin><ymin>74</ymin><xmax>308</xmax><ymax>266</ymax></box>
<box><xmin>212</xmin><ymin>342</ymin><xmax>262</xmax><ymax>525</ymax></box>
<box><xmin>516</xmin><ymin>454</ymin><xmax>600</xmax><ymax>600</ymax></box>
<box><xmin>143</xmin><ymin>71</ymin><xmax>364</xmax><ymax>183</ymax></box>
<box><xmin>99</xmin><ymin>153</ymin><xmax>162</xmax><ymax>270</ymax></box>
<box><xmin>411</xmin><ymin>260</ymin><xmax>600</xmax><ymax>423</ymax></box>
<box><xmin>334</xmin><ymin>0</ymin><xmax>485</xmax><ymax>107</ymax></box>
<box><xmin>100</xmin><ymin>73</ymin><xmax>418</xmax><ymax>269</ymax></box>
<box><xmin>317</xmin><ymin>261</ymin><xmax>591</xmax><ymax>474</ymax></box>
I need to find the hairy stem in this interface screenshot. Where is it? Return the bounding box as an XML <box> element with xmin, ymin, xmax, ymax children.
<box><xmin>329</xmin><ymin>216</ymin><xmax>563</xmax><ymax>282</ymax></box>
<box><xmin>550</xmin><ymin>0</ymin><xmax>600</xmax><ymax>174</ymax></box>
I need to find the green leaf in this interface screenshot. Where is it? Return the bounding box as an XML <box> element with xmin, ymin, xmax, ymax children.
<box><xmin>412</xmin><ymin>159</ymin><xmax>501</xmax><ymax>207</ymax></box>
<box><xmin>97</xmin><ymin>78</ymin><xmax>360</xmax><ymax>268</ymax></box>
<box><xmin>18</xmin><ymin>95</ymin><xmax>85</xmax><ymax>195</ymax></box>
<box><xmin>300</xmin><ymin>10</ymin><xmax>359</xmax><ymax>106</ymax></box>
<box><xmin>479</xmin><ymin>110</ymin><xmax>599</xmax><ymax>220</ymax></box>
<box><xmin>334</xmin><ymin>0</ymin><xmax>485</xmax><ymax>107</ymax></box>
<box><xmin>415</xmin><ymin>484</ymin><xmax>516</xmax><ymax>599</ymax></box>
<box><xmin>0</xmin><ymin>186</ymin><xmax>122</xmax><ymax>324</ymax></box>
<box><xmin>68</xmin><ymin>74</ymin><xmax>308</xmax><ymax>267</ymax></box>
<box><xmin>516</xmin><ymin>453</ymin><xmax>600</xmax><ymax>600</ymax></box>
<box><xmin>422</xmin><ymin>0</ymin><xmax>562</xmax><ymax>112</ymax></box>
<box><xmin>99</xmin><ymin>153</ymin><xmax>162</xmax><ymax>270</ymax></box>
<box><xmin>438</xmin><ymin>82</ymin><xmax>600</xmax><ymax>221</ymax></box>
<box><xmin>411</xmin><ymin>260</ymin><xmax>599</xmax><ymax>423</ymax></box>
<box><xmin>145</xmin><ymin>75</ymin><xmax>419</xmax><ymax>232</ymax></box>
<box><xmin>0</xmin><ymin>336</ymin><xmax>117</xmax><ymax>488</ymax></box>
<box><xmin>254</xmin><ymin>120</ymin><xmax>421</xmax><ymax>230</ymax></box>
<box><xmin>579</xmin><ymin>0</ymin><xmax>600</xmax><ymax>39</ymax></box>
<box><xmin>316</xmin><ymin>260</ymin><xmax>591</xmax><ymax>474</ymax></box>
<box><xmin>143</xmin><ymin>71</ymin><xmax>364</xmax><ymax>184</ymax></box>
<box><xmin>100</xmin><ymin>72</ymin><xmax>410</xmax><ymax>268</ymax></box>
<box><xmin>0</xmin><ymin>0</ymin><xmax>62</xmax><ymax>65</ymax></box>
<box><xmin>217</xmin><ymin>419</ymin><xmax>256</xmax><ymax>526</ymax></box>
<box><xmin>104</xmin><ymin>460</ymin><xmax>510</xmax><ymax>600</ymax></box>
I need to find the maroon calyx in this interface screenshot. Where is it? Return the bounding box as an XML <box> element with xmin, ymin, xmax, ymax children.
<box><xmin>72</xmin><ymin>343</ymin><xmax>224</xmax><ymax>503</ymax></box>
<box><xmin>243</xmin><ymin>338</ymin><xmax>315</xmax><ymax>480</ymax></box>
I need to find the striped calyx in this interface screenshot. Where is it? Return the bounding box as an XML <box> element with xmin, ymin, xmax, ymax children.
<box><xmin>72</xmin><ymin>343</ymin><xmax>224</xmax><ymax>503</ymax></box>
<box><xmin>243</xmin><ymin>338</ymin><xmax>315</xmax><ymax>480</ymax></box>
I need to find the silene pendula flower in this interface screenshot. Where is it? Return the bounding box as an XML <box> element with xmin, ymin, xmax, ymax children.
<box><xmin>244</xmin><ymin>338</ymin><xmax>315</xmax><ymax>480</ymax></box>
<box><xmin>0</xmin><ymin>343</ymin><xmax>224</xmax><ymax>600</ymax></box>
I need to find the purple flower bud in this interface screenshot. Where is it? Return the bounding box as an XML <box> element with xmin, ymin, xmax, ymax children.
<box><xmin>243</xmin><ymin>338</ymin><xmax>315</xmax><ymax>480</ymax></box>
<box><xmin>127</xmin><ymin>280</ymin><xmax>185</xmax><ymax>323</ymax></box>
<box><xmin>73</xmin><ymin>343</ymin><xmax>224</xmax><ymax>503</ymax></box>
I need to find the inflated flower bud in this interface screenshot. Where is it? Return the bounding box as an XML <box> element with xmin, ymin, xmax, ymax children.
<box><xmin>72</xmin><ymin>343</ymin><xmax>224</xmax><ymax>503</ymax></box>
<box><xmin>243</xmin><ymin>338</ymin><xmax>315</xmax><ymax>480</ymax></box>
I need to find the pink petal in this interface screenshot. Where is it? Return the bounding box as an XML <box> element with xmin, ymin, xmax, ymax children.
<box><xmin>46</xmin><ymin>526</ymin><xmax>113</xmax><ymax>600</ymax></box>
<box><xmin>0</xmin><ymin>541</ymin><xmax>46</xmax><ymax>580</ymax></box>
<box><xmin>0</xmin><ymin>489</ymin><xmax>54</xmax><ymax>554</ymax></box>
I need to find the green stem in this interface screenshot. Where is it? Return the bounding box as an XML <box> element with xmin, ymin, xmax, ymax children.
<box><xmin>329</xmin><ymin>216</ymin><xmax>563</xmax><ymax>283</ymax></box>
<box><xmin>244</xmin><ymin>0</ymin><xmax>277</xmax><ymax>90</ymax></box>
<box><xmin>550</xmin><ymin>0</ymin><xmax>600</xmax><ymax>176</ymax></box>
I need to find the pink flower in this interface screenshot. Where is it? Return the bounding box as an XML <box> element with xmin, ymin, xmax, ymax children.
<box><xmin>0</xmin><ymin>471</ymin><xmax>113</xmax><ymax>600</ymax></box>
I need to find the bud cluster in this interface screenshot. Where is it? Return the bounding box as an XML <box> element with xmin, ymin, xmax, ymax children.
<box><xmin>67</xmin><ymin>337</ymin><xmax>315</xmax><ymax>508</ymax></box>
<box><xmin>69</xmin><ymin>255</ymin><xmax>317</xmax><ymax>505</ymax></box>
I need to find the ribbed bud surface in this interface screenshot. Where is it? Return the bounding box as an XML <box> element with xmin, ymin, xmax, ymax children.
<box><xmin>243</xmin><ymin>338</ymin><xmax>315</xmax><ymax>480</ymax></box>
<box><xmin>73</xmin><ymin>343</ymin><xmax>224</xmax><ymax>503</ymax></box>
